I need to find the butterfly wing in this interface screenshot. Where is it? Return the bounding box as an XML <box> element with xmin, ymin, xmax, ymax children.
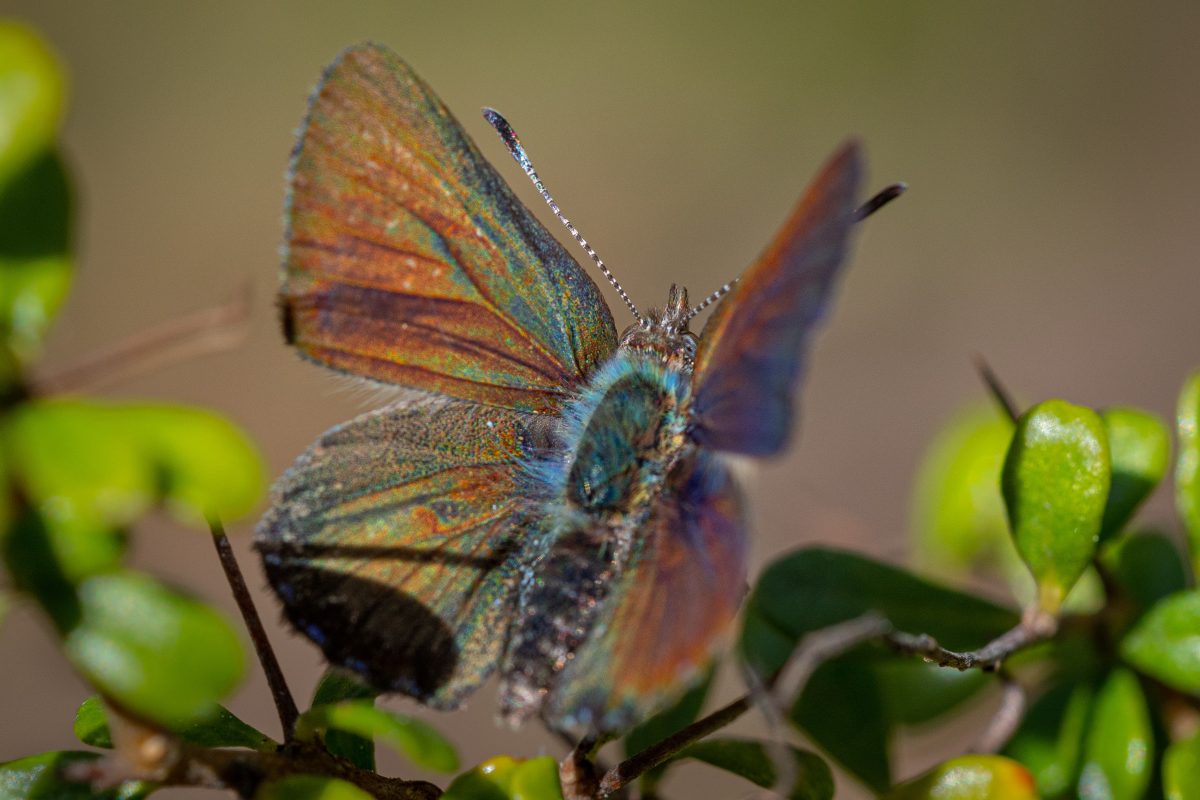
<box><xmin>255</xmin><ymin>397</ymin><xmax>539</xmax><ymax>706</ymax></box>
<box><xmin>283</xmin><ymin>43</ymin><xmax>617</xmax><ymax>413</ymax></box>
<box><xmin>535</xmin><ymin>451</ymin><xmax>748</xmax><ymax>735</ymax></box>
<box><xmin>690</xmin><ymin>142</ymin><xmax>862</xmax><ymax>456</ymax></box>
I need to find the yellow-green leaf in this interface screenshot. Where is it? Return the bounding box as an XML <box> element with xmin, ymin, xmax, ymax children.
<box><xmin>296</xmin><ymin>700</ymin><xmax>457</xmax><ymax>773</ymax></box>
<box><xmin>1164</xmin><ymin>728</ymin><xmax>1200</xmax><ymax>800</ymax></box>
<box><xmin>0</xmin><ymin>21</ymin><xmax>65</xmax><ymax>186</ymax></box>
<box><xmin>1078</xmin><ymin>669</ymin><xmax>1153</xmax><ymax>800</ymax></box>
<box><xmin>1120</xmin><ymin>590</ymin><xmax>1200</xmax><ymax>695</ymax></box>
<box><xmin>1176</xmin><ymin>371</ymin><xmax>1200</xmax><ymax>576</ymax></box>
<box><xmin>910</xmin><ymin>404</ymin><xmax>1013</xmax><ymax>573</ymax></box>
<box><xmin>1002</xmin><ymin>399</ymin><xmax>1110</xmax><ymax>614</ymax></box>
<box><xmin>884</xmin><ymin>755</ymin><xmax>1037</xmax><ymax>799</ymax></box>
<box><xmin>64</xmin><ymin>571</ymin><xmax>245</xmax><ymax>727</ymax></box>
<box><xmin>1099</xmin><ymin>406</ymin><xmax>1169</xmax><ymax>543</ymax></box>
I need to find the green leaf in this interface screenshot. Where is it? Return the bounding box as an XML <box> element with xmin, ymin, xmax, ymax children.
<box><xmin>1099</xmin><ymin>407</ymin><xmax>1170</xmax><ymax>543</ymax></box>
<box><xmin>64</xmin><ymin>571</ymin><xmax>245</xmax><ymax>727</ymax></box>
<box><xmin>0</xmin><ymin>751</ymin><xmax>152</xmax><ymax>800</ymax></box>
<box><xmin>0</xmin><ymin>22</ymin><xmax>65</xmax><ymax>185</ymax></box>
<box><xmin>443</xmin><ymin>756</ymin><xmax>564</xmax><ymax>800</ymax></box>
<box><xmin>1176</xmin><ymin>371</ymin><xmax>1200</xmax><ymax>576</ymax></box>
<box><xmin>1164</xmin><ymin>728</ymin><xmax>1200</xmax><ymax>800</ymax></box>
<box><xmin>1002</xmin><ymin>399</ymin><xmax>1111</xmax><ymax>614</ymax></box>
<box><xmin>910</xmin><ymin>404</ymin><xmax>1014</xmax><ymax>572</ymax></box>
<box><xmin>1078</xmin><ymin>668</ymin><xmax>1153</xmax><ymax>800</ymax></box>
<box><xmin>790</xmin><ymin>655</ymin><xmax>890</xmax><ymax>792</ymax></box>
<box><xmin>115</xmin><ymin>403</ymin><xmax>265</xmax><ymax>525</ymax></box>
<box><xmin>5</xmin><ymin>400</ymin><xmax>266</xmax><ymax>533</ymax></box>
<box><xmin>296</xmin><ymin>700</ymin><xmax>457</xmax><ymax>773</ymax></box>
<box><xmin>0</xmin><ymin>151</ymin><xmax>72</xmax><ymax>368</ymax></box>
<box><xmin>1101</xmin><ymin>530</ymin><xmax>1189</xmax><ymax>623</ymax></box>
<box><xmin>255</xmin><ymin>775</ymin><xmax>372</xmax><ymax>800</ymax></box>
<box><xmin>740</xmin><ymin>546</ymin><xmax>1018</xmax><ymax>676</ymax></box>
<box><xmin>7</xmin><ymin>400</ymin><xmax>155</xmax><ymax>536</ymax></box>
<box><xmin>875</xmin><ymin>660</ymin><xmax>990</xmax><ymax>726</ymax></box>
<box><xmin>1003</xmin><ymin>681</ymin><xmax>1093</xmax><ymax>797</ymax></box>
<box><xmin>622</xmin><ymin>665</ymin><xmax>712</xmax><ymax>791</ymax></box>
<box><xmin>74</xmin><ymin>695</ymin><xmax>274</xmax><ymax>751</ymax></box>
<box><xmin>311</xmin><ymin>669</ymin><xmax>378</xmax><ymax>770</ymax></box>
<box><xmin>884</xmin><ymin>755</ymin><xmax>1038</xmax><ymax>799</ymax></box>
<box><xmin>3</xmin><ymin>509</ymin><xmax>87</xmax><ymax>630</ymax></box>
<box><xmin>675</xmin><ymin>737</ymin><xmax>833</xmax><ymax>800</ymax></box>
<box><xmin>740</xmin><ymin>547</ymin><xmax>1017</xmax><ymax>792</ymax></box>
<box><xmin>72</xmin><ymin>696</ymin><xmax>112</xmax><ymax>748</ymax></box>
<box><xmin>1120</xmin><ymin>589</ymin><xmax>1200</xmax><ymax>694</ymax></box>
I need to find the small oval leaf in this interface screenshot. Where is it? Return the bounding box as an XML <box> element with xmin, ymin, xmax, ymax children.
<box><xmin>1099</xmin><ymin>407</ymin><xmax>1170</xmax><ymax>542</ymax></box>
<box><xmin>112</xmin><ymin>403</ymin><xmax>265</xmax><ymax>526</ymax></box>
<box><xmin>64</xmin><ymin>571</ymin><xmax>245</xmax><ymax>727</ymax></box>
<box><xmin>7</xmin><ymin>400</ymin><xmax>154</xmax><ymax>534</ymax></box>
<box><xmin>442</xmin><ymin>756</ymin><xmax>563</xmax><ymax>800</ymax></box>
<box><xmin>296</xmin><ymin>701</ymin><xmax>457</xmax><ymax>773</ymax></box>
<box><xmin>1164</xmin><ymin>728</ymin><xmax>1200</xmax><ymax>800</ymax></box>
<box><xmin>1120</xmin><ymin>589</ymin><xmax>1200</xmax><ymax>695</ymax></box>
<box><xmin>910</xmin><ymin>404</ymin><xmax>1014</xmax><ymax>573</ymax></box>
<box><xmin>1003</xmin><ymin>681</ymin><xmax>1093</xmax><ymax>798</ymax></box>
<box><xmin>884</xmin><ymin>755</ymin><xmax>1037</xmax><ymax>799</ymax></box>
<box><xmin>676</xmin><ymin>737</ymin><xmax>833</xmax><ymax>800</ymax></box>
<box><xmin>0</xmin><ymin>22</ymin><xmax>65</xmax><ymax>184</ymax></box>
<box><xmin>1078</xmin><ymin>668</ymin><xmax>1153</xmax><ymax>800</ymax></box>
<box><xmin>310</xmin><ymin>669</ymin><xmax>378</xmax><ymax>770</ymax></box>
<box><xmin>1176</xmin><ymin>371</ymin><xmax>1200</xmax><ymax>576</ymax></box>
<box><xmin>74</xmin><ymin>695</ymin><xmax>273</xmax><ymax>751</ymax></box>
<box><xmin>1002</xmin><ymin>399</ymin><xmax>1111</xmax><ymax>614</ymax></box>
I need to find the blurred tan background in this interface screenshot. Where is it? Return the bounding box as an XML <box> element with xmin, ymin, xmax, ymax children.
<box><xmin>4</xmin><ymin>2</ymin><xmax>1200</xmax><ymax>797</ymax></box>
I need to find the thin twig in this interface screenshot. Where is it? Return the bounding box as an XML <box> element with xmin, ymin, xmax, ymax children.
<box><xmin>884</xmin><ymin>622</ymin><xmax>1050</xmax><ymax>671</ymax></box>
<box><xmin>973</xmin><ymin>672</ymin><xmax>1026</xmax><ymax>753</ymax></box>
<box><xmin>599</xmin><ymin>615</ymin><xmax>891</xmax><ymax>797</ymax></box>
<box><xmin>600</xmin><ymin>614</ymin><xmax>1050</xmax><ymax>797</ymax></box>
<box><xmin>210</xmin><ymin>520</ymin><xmax>299</xmax><ymax>741</ymax></box>
<box><xmin>972</xmin><ymin>354</ymin><xmax>1020</xmax><ymax>423</ymax></box>
<box><xmin>35</xmin><ymin>283</ymin><xmax>251</xmax><ymax>395</ymax></box>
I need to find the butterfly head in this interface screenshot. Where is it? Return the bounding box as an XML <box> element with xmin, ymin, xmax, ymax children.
<box><xmin>618</xmin><ymin>284</ymin><xmax>699</xmax><ymax>369</ymax></box>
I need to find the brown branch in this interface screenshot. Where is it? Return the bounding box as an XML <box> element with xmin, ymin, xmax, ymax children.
<box><xmin>973</xmin><ymin>672</ymin><xmax>1026</xmax><ymax>753</ymax></box>
<box><xmin>210</xmin><ymin>520</ymin><xmax>299</xmax><ymax>741</ymax></box>
<box><xmin>883</xmin><ymin>621</ymin><xmax>1050</xmax><ymax>671</ymax></box>
<box><xmin>600</xmin><ymin>614</ymin><xmax>1051</xmax><ymax>797</ymax></box>
<box><xmin>972</xmin><ymin>354</ymin><xmax>1020</xmax><ymax>423</ymax></box>
<box><xmin>70</xmin><ymin>725</ymin><xmax>440</xmax><ymax>799</ymax></box>
<box><xmin>598</xmin><ymin>614</ymin><xmax>891</xmax><ymax>798</ymax></box>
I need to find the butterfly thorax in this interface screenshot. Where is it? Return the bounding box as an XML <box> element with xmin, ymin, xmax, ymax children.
<box><xmin>617</xmin><ymin>284</ymin><xmax>698</xmax><ymax>373</ymax></box>
<box><xmin>502</xmin><ymin>324</ymin><xmax>698</xmax><ymax>731</ymax></box>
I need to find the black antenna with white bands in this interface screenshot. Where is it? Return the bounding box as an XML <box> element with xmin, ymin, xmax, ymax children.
<box><xmin>483</xmin><ymin>108</ymin><xmax>646</xmax><ymax>327</ymax></box>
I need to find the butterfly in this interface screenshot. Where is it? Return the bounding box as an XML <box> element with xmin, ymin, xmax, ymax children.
<box><xmin>255</xmin><ymin>42</ymin><xmax>894</xmax><ymax>739</ymax></box>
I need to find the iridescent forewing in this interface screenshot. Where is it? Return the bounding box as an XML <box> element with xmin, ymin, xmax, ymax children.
<box><xmin>254</xmin><ymin>398</ymin><xmax>538</xmax><ymax>706</ymax></box>
<box><xmin>283</xmin><ymin>43</ymin><xmax>617</xmax><ymax>413</ymax></box>
<box><xmin>537</xmin><ymin>452</ymin><xmax>748</xmax><ymax>735</ymax></box>
<box><xmin>690</xmin><ymin>142</ymin><xmax>862</xmax><ymax>455</ymax></box>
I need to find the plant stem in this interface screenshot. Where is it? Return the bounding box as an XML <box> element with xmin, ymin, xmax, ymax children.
<box><xmin>884</xmin><ymin>622</ymin><xmax>1049</xmax><ymax>671</ymax></box>
<box><xmin>210</xmin><ymin>520</ymin><xmax>299</xmax><ymax>741</ymax></box>
<box><xmin>599</xmin><ymin>614</ymin><xmax>890</xmax><ymax>797</ymax></box>
<box><xmin>973</xmin><ymin>354</ymin><xmax>1021</xmax><ymax>422</ymax></box>
<box><xmin>973</xmin><ymin>671</ymin><xmax>1026</xmax><ymax>753</ymax></box>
